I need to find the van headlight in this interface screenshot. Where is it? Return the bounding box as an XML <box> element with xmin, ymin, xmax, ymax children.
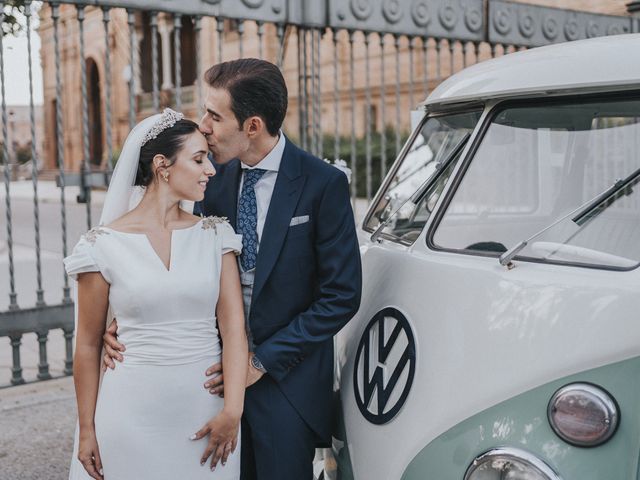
<box><xmin>464</xmin><ymin>447</ymin><xmax>561</xmax><ymax>480</ymax></box>
<box><xmin>547</xmin><ymin>382</ymin><xmax>619</xmax><ymax>447</ymax></box>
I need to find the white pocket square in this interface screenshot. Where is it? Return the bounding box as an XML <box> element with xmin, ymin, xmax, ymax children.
<box><xmin>290</xmin><ymin>215</ymin><xmax>310</xmax><ymax>226</ymax></box>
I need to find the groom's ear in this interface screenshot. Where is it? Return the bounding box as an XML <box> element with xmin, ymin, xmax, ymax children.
<box><xmin>245</xmin><ymin>116</ymin><xmax>265</xmax><ymax>138</ymax></box>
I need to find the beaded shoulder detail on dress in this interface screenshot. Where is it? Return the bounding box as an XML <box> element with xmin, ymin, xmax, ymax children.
<box><xmin>83</xmin><ymin>226</ymin><xmax>110</xmax><ymax>245</ymax></box>
<box><xmin>201</xmin><ymin>216</ymin><xmax>230</xmax><ymax>233</ymax></box>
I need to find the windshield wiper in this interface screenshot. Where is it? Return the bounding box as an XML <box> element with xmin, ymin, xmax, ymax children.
<box><xmin>371</xmin><ymin>132</ymin><xmax>470</xmax><ymax>243</ymax></box>
<box><xmin>499</xmin><ymin>166</ymin><xmax>640</xmax><ymax>268</ymax></box>
<box><xmin>571</xmin><ymin>166</ymin><xmax>640</xmax><ymax>226</ymax></box>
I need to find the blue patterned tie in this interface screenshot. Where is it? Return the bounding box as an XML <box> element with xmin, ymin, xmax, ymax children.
<box><xmin>238</xmin><ymin>168</ymin><xmax>266</xmax><ymax>271</ymax></box>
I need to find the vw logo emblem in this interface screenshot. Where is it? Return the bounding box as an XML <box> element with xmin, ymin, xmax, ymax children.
<box><xmin>353</xmin><ymin>308</ymin><xmax>416</xmax><ymax>425</ymax></box>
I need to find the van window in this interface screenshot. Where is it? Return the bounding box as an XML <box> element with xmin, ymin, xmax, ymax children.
<box><xmin>432</xmin><ymin>97</ymin><xmax>640</xmax><ymax>269</ymax></box>
<box><xmin>364</xmin><ymin>110</ymin><xmax>481</xmax><ymax>243</ymax></box>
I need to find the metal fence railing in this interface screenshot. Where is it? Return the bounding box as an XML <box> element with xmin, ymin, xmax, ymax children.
<box><xmin>1</xmin><ymin>0</ymin><xmax>637</xmax><ymax>387</ymax></box>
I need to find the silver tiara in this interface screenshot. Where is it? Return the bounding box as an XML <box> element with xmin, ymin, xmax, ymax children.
<box><xmin>141</xmin><ymin>108</ymin><xmax>184</xmax><ymax>146</ymax></box>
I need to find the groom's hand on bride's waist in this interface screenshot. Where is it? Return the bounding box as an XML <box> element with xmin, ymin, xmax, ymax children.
<box><xmin>204</xmin><ymin>362</ymin><xmax>224</xmax><ymax>396</ymax></box>
<box><xmin>102</xmin><ymin>319</ymin><xmax>126</xmax><ymax>372</ymax></box>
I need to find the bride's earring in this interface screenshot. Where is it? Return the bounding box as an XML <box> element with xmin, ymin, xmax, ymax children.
<box><xmin>162</xmin><ymin>170</ymin><xmax>169</xmax><ymax>182</ymax></box>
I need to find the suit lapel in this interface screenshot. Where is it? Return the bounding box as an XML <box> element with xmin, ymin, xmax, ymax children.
<box><xmin>252</xmin><ymin>140</ymin><xmax>305</xmax><ymax>304</ymax></box>
<box><xmin>216</xmin><ymin>160</ymin><xmax>241</xmax><ymax>228</ymax></box>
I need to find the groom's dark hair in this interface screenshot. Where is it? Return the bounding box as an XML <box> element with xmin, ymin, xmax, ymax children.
<box><xmin>204</xmin><ymin>58</ymin><xmax>287</xmax><ymax>136</ymax></box>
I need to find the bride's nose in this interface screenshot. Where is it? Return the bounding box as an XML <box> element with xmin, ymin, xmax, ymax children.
<box><xmin>204</xmin><ymin>163</ymin><xmax>216</xmax><ymax>177</ymax></box>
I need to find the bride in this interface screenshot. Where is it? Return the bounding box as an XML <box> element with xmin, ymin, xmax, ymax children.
<box><xmin>64</xmin><ymin>108</ymin><xmax>247</xmax><ymax>479</ymax></box>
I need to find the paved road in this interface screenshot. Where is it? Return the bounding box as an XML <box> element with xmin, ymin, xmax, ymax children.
<box><xmin>0</xmin><ymin>376</ymin><xmax>76</xmax><ymax>480</ymax></box>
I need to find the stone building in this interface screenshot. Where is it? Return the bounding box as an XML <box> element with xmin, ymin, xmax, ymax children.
<box><xmin>37</xmin><ymin>1</ymin><xmax>635</xmax><ymax>172</ymax></box>
<box><xmin>38</xmin><ymin>8</ymin><xmax>283</xmax><ymax>171</ymax></box>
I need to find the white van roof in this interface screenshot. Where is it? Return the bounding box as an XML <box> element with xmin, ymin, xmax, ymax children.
<box><xmin>424</xmin><ymin>34</ymin><xmax>640</xmax><ymax>107</ymax></box>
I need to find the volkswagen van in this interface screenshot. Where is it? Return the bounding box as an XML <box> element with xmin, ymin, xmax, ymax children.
<box><xmin>329</xmin><ymin>34</ymin><xmax>640</xmax><ymax>480</ymax></box>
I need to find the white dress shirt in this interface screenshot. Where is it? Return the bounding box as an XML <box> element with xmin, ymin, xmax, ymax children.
<box><xmin>239</xmin><ymin>132</ymin><xmax>286</xmax><ymax>244</ymax></box>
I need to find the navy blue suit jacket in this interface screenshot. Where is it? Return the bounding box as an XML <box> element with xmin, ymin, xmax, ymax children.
<box><xmin>196</xmin><ymin>138</ymin><xmax>362</xmax><ymax>442</ymax></box>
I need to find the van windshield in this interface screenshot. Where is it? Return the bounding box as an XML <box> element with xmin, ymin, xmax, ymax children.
<box><xmin>364</xmin><ymin>110</ymin><xmax>482</xmax><ymax>241</ymax></box>
<box><xmin>432</xmin><ymin>96</ymin><xmax>640</xmax><ymax>269</ymax></box>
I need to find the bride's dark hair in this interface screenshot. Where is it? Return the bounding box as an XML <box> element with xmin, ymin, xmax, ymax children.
<box><xmin>135</xmin><ymin>118</ymin><xmax>200</xmax><ymax>186</ymax></box>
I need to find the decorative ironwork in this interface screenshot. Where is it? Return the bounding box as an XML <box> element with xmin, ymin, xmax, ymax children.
<box><xmin>1</xmin><ymin>2</ymin><xmax>18</xmax><ymax>311</ymax></box>
<box><xmin>489</xmin><ymin>0</ymin><xmax>633</xmax><ymax>47</ymax></box>
<box><xmin>330</xmin><ymin>0</ymin><xmax>484</xmax><ymax>41</ymax></box>
<box><xmin>36</xmin><ymin>331</ymin><xmax>52</xmax><ymax>380</ymax></box>
<box><xmin>379</xmin><ymin>33</ymin><xmax>387</xmax><ymax>179</ymax></box>
<box><xmin>26</xmin><ymin>1</ymin><xmax>45</xmax><ymax>307</ymax></box>
<box><xmin>174</xmin><ymin>15</ymin><xmax>183</xmax><ymax>109</ymax></box>
<box><xmin>53</xmin><ymin>3</ymin><xmax>71</xmax><ymax>304</ymax></box>
<box><xmin>9</xmin><ymin>334</ymin><xmax>24</xmax><ymax>385</ymax></box>
<box><xmin>150</xmin><ymin>11</ymin><xmax>160</xmax><ymax>111</ymax></box>
<box><xmin>103</xmin><ymin>8</ymin><xmax>114</xmax><ymax>171</ymax></box>
<box><xmin>127</xmin><ymin>9</ymin><xmax>138</xmax><ymax>129</ymax></box>
<box><xmin>59</xmin><ymin>0</ymin><xmax>287</xmax><ymax>21</ymax></box>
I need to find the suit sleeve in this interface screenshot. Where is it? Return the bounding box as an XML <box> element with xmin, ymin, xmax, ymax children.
<box><xmin>254</xmin><ymin>170</ymin><xmax>362</xmax><ymax>382</ymax></box>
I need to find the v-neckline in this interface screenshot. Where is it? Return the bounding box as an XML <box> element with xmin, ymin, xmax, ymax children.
<box><xmin>142</xmin><ymin>232</ymin><xmax>174</xmax><ymax>272</ymax></box>
<box><xmin>103</xmin><ymin>219</ymin><xmax>202</xmax><ymax>273</ymax></box>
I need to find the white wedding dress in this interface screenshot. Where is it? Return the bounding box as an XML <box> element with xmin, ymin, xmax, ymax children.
<box><xmin>64</xmin><ymin>216</ymin><xmax>242</xmax><ymax>480</ymax></box>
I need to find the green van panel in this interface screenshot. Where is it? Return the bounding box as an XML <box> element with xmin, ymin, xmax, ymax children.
<box><xmin>400</xmin><ymin>356</ymin><xmax>640</xmax><ymax>480</ymax></box>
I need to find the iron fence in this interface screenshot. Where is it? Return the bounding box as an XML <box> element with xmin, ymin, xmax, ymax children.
<box><xmin>1</xmin><ymin>0</ymin><xmax>637</xmax><ymax>387</ymax></box>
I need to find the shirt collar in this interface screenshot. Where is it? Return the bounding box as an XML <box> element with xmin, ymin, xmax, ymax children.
<box><xmin>240</xmin><ymin>131</ymin><xmax>285</xmax><ymax>173</ymax></box>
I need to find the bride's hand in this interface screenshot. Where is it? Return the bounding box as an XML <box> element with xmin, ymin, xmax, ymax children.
<box><xmin>191</xmin><ymin>409</ymin><xmax>240</xmax><ymax>471</ymax></box>
<box><xmin>78</xmin><ymin>429</ymin><xmax>104</xmax><ymax>479</ymax></box>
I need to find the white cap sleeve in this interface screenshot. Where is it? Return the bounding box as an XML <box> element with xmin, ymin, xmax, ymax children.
<box><xmin>64</xmin><ymin>236</ymin><xmax>102</xmax><ymax>280</ymax></box>
<box><xmin>217</xmin><ymin>221</ymin><xmax>243</xmax><ymax>256</ymax></box>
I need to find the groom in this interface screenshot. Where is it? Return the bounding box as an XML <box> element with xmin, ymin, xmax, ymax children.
<box><xmin>104</xmin><ymin>58</ymin><xmax>362</xmax><ymax>479</ymax></box>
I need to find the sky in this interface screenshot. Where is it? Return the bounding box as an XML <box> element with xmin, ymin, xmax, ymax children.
<box><xmin>2</xmin><ymin>10</ymin><xmax>44</xmax><ymax>106</ymax></box>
